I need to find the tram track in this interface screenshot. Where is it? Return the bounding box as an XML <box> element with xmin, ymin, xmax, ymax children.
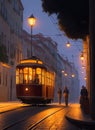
<box><xmin>27</xmin><ymin>107</ymin><xmax>65</xmax><ymax>130</ymax></box>
<box><xmin>2</xmin><ymin>105</ymin><xmax>67</xmax><ymax>130</ymax></box>
<box><xmin>27</xmin><ymin>103</ymin><xmax>72</xmax><ymax>130</ymax></box>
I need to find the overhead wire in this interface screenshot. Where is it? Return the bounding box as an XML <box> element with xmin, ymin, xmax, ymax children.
<box><xmin>49</xmin><ymin>15</ymin><xmax>82</xmax><ymax>55</ymax></box>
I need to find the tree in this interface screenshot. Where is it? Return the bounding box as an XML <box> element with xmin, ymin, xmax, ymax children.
<box><xmin>41</xmin><ymin>0</ymin><xmax>89</xmax><ymax>39</ymax></box>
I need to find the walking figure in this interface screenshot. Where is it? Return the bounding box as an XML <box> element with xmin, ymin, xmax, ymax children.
<box><xmin>63</xmin><ymin>86</ymin><xmax>69</xmax><ymax>106</ymax></box>
<box><xmin>80</xmin><ymin>85</ymin><xmax>88</xmax><ymax>98</ymax></box>
<box><xmin>80</xmin><ymin>85</ymin><xmax>89</xmax><ymax>112</ymax></box>
<box><xmin>57</xmin><ymin>87</ymin><xmax>62</xmax><ymax>104</ymax></box>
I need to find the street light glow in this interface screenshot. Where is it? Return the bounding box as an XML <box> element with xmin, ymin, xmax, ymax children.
<box><xmin>62</xmin><ymin>69</ymin><xmax>65</xmax><ymax>73</ymax></box>
<box><xmin>66</xmin><ymin>41</ymin><xmax>71</xmax><ymax>47</ymax></box>
<box><xmin>80</xmin><ymin>52</ymin><xmax>84</xmax><ymax>60</ymax></box>
<box><xmin>71</xmin><ymin>74</ymin><xmax>75</xmax><ymax>78</ymax></box>
<box><xmin>64</xmin><ymin>73</ymin><xmax>68</xmax><ymax>76</ymax></box>
<box><xmin>28</xmin><ymin>14</ymin><xmax>36</xmax><ymax>27</ymax></box>
<box><xmin>84</xmin><ymin>77</ymin><xmax>87</xmax><ymax>80</ymax></box>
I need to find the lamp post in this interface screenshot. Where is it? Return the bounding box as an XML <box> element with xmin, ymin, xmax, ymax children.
<box><xmin>28</xmin><ymin>14</ymin><xmax>36</xmax><ymax>57</ymax></box>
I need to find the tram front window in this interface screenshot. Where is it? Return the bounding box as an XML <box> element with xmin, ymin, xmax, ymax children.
<box><xmin>33</xmin><ymin>74</ymin><xmax>39</xmax><ymax>84</ymax></box>
<box><xmin>29</xmin><ymin>68</ymin><xmax>32</xmax><ymax>83</ymax></box>
<box><xmin>24</xmin><ymin>74</ymin><xmax>28</xmax><ymax>84</ymax></box>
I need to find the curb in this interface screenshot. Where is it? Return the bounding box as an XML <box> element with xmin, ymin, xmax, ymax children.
<box><xmin>65</xmin><ymin>114</ymin><xmax>95</xmax><ymax>129</ymax></box>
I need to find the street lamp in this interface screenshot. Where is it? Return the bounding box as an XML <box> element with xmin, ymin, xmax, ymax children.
<box><xmin>62</xmin><ymin>69</ymin><xmax>65</xmax><ymax>73</ymax></box>
<box><xmin>28</xmin><ymin>14</ymin><xmax>36</xmax><ymax>57</ymax></box>
<box><xmin>66</xmin><ymin>41</ymin><xmax>71</xmax><ymax>47</ymax></box>
<box><xmin>71</xmin><ymin>74</ymin><xmax>75</xmax><ymax>78</ymax></box>
<box><xmin>80</xmin><ymin>51</ymin><xmax>84</xmax><ymax>61</ymax></box>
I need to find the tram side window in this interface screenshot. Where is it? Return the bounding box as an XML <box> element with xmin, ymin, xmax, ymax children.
<box><xmin>47</xmin><ymin>72</ymin><xmax>54</xmax><ymax>87</ymax></box>
<box><xmin>29</xmin><ymin>68</ymin><xmax>32</xmax><ymax>84</ymax></box>
<box><xmin>19</xmin><ymin>69</ymin><xmax>23</xmax><ymax>84</ymax></box>
<box><xmin>52</xmin><ymin>73</ymin><xmax>55</xmax><ymax>87</ymax></box>
<box><xmin>42</xmin><ymin>69</ymin><xmax>45</xmax><ymax>85</ymax></box>
<box><xmin>16</xmin><ymin>69</ymin><xmax>19</xmax><ymax>84</ymax></box>
<box><xmin>46</xmin><ymin>72</ymin><xmax>50</xmax><ymax>86</ymax></box>
<box><xmin>32</xmin><ymin>68</ymin><xmax>36</xmax><ymax>83</ymax></box>
<box><xmin>50</xmin><ymin>73</ymin><xmax>54</xmax><ymax>87</ymax></box>
<box><xmin>36</xmin><ymin>68</ymin><xmax>41</xmax><ymax>84</ymax></box>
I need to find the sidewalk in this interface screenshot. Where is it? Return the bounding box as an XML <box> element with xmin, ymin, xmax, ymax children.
<box><xmin>0</xmin><ymin>101</ymin><xmax>29</xmax><ymax>113</ymax></box>
<box><xmin>66</xmin><ymin>104</ymin><xmax>95</xmax><ymax>129</ymax></box>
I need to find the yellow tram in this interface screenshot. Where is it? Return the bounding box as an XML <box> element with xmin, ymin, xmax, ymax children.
<box><xmin>16</xmin><ymin>56</ymin><xmax>55</xmax><ymax>104</ymax></box>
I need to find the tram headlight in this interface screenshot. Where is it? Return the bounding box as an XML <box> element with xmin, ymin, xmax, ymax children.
<box><xmin>25</xmin><ymin>87</ymin><xmax>29</xmax><ymax>91</ymax></box>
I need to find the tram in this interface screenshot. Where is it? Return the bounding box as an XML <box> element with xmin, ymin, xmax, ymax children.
<box><xmin>16</xmin><ymin>56</ymin><xmax>55</xmax><ymax>104</ymax></box>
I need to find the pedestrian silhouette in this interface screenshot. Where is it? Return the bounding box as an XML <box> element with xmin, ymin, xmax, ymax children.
<box><xmin>80</xmin><ymin>85</ymin><xmax>88</xmax><ymax>97</ymax></box>
<box><xmin>57</xmin><ymin>87</ymin><xmax>62</xmax><ymax>104</ymax></box>
<box><xmin>63</xmin><ymin>86</ymin><xmax>69</xmax><ymax>106</ymax></box>
<box><xmin>80</xmin><ymin>85</ymin><xmax>89</xmax><ymax>113</ymax></box>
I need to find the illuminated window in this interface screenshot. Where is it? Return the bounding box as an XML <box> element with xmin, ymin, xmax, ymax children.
<box><xmin>16</xmin><ymin>69</ymin><xmax>19</xmax><ymax>84</ymax></box>
<box><xmin>24</xmin><ymin>74</ymin><xmax>28</xmax><ymax>84</ymax></box>
<box><xmin>19</xmin><ymin>73</ymin><xmax>23</xmax><ymax>84</ymax></box>
<box><xmin>42</xmin><ymin>69</ymin><xmax>45</xmax><ymax>85</ymax></box>
<box><xmin>23</xmin><ymin>67</ymin><xmax>28</xmax><ymax>73</ymax></box>
<box><xmin>16</xmin><ymin>69</ymin><xmax>19</xmax><ymax>75</ymax></box>
<box><xmin>29</xmin><ymin>68</ymin><xmax>32</xmax><ymax>83</ymax></box>
<box><xmin>16</xmin><ymin>76</ymin><xmax>19</xmax><ymax>84</ymax></box>
<box><xmin>46</xmin><ymin>72</ymin><xmax>51</xmax><ymax>86</ymax></box>
<box><xmin>32</xmin><ymin>69</ymin><xmax>36</xmax><ymax>81</ymax></box>
<box><xmin>23</xmin><ymin>68</ymin><xmax>29</xmax><ymax>84</ymax></box>
<box><xmin>19</xmin><ymin>69</ymin><xmax>23</xmax><ymax>83</ymax></box>
<box><xmin>38</xmin><ymin>74</ymin><xmax>41</xmax><ymax>84</ymax></box>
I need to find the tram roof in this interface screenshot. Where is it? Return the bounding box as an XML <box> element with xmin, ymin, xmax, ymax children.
<box><xmin>16</xmin><ymin>56</ymin><xmax>47</xmax><ymax>69</ymax></box>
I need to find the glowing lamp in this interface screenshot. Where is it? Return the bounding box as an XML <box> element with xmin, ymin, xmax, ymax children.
<box><xmin>64</xmin><ymin>73</ymin><xmax>67</xmax><ymax>76</ymax></box>
<box><xmin>71</xmin><ymin>74</ymin><xmax>75</xmax><ymax>78</ymax></box>
<box><xmin>80</xmin><ymin>52</ymin><xmax>84</xmax><ymax>60</ymax></box>
<box><xmin>28</xmin><ymin>14</ymin><xmax>36</xmax><ymax>27</ymax></box>
<box><xmin>62</xmin><ymin>69</ymin><xmax>65</xmax><ymax>73</ymax></box>
<box><xmin>66</xmin><ymin>41</ymin><xmax>71</xmax><ymax>47</ymax></box>
<box><xmin>25</xmin><ymin>88</ymin><xmax>29</xmax><ymax>91</ymax></box>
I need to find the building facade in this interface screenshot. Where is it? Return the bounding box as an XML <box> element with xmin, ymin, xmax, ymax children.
<box><xmin>0</xmin><ymin>0</ymin><xmax>23</xmax><ymax>101</ymax></box>
<box><xmin>0</xmin><ymin>0</ymin><xmax>80</xmax><ymax>102</ymax></box>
